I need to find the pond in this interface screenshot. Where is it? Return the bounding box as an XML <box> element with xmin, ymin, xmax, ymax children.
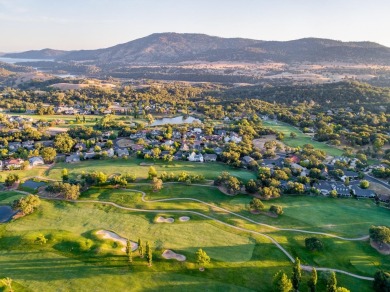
<box><xmin>0</xmin><ymin>206</ymin><xmax>16</xmax><ymax>223</ymax></box>
<box><xmin>150</xmin><ymin>116</ymin><xmax>202</xmax><ymax>126</ymax></box>
<box><xmin>22</xmin><ymin>180</ymin><xmax>46</xmax><ymax>190</ymax></box>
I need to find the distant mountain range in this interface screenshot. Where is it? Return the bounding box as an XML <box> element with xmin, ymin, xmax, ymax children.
<box><xmin>4</xmin><ymin>33</ymin><xmax>390</xmax><ymax>65</ymax></box>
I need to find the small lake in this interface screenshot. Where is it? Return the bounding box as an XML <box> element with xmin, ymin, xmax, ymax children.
<box><xmin>0</xmin><ymin>57</ymin><xmax>54</xmax><ymax>64</ymax></box>
<box><xmin>151</xmin><ymin>116</ymin><xmax>202</xmax><ymax>126</ymax></box>
<box><xmin>0</xmin><ymin>206</ymin><xmax>16</xmax><ymax>223</ymax></box>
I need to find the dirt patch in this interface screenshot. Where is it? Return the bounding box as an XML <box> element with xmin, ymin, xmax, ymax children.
<box><xmin>250</xmin><ymin>210</ymin><xmax>278</xmax><ymax>218</ymax></box>
<box><xmin>140</xmin><ymin>162</ymin><xmax>155</xmax><ymax>166</ymax></box>
<box><xmin>156</xmin><ymin>216</ymin><xmax>174</xmax><ymax>223</ymax></box>
<box><xmin>179</xmin><ymin>216</ymin><xmax>190</xmax><ymax>222</ymax></box>
<box><xmin>162</xmin><ymin>249</ymin><xmax>186</xmax><ymax>261</ymax></box>
<box><xmin>217</xmin><ymin>185</ymin><xmax>237</xmax><ymax>196</ymax></box>
<box><xmin>369</xmin><ymin>182</ymin><xmax>390</xmax><ymax>196</ymax></box>
<box><xmin>370</xmin><ymin>239</ymin><xmax>390</xmax><ymax>255</ymax></box>
<box><xmin>116</xmin><ymin>138</ymin><xmax>134</xmax><ymax>148</ymax></box>
<box><xmin>96</xmin><ymin>230</ymin><xmax>138</xmax><ymax>252</ymax></box>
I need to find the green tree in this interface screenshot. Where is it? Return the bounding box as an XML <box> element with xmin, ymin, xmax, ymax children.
<box><xmin>40</xmin><ymin>147</ymin><xmax>57</xmax><ymax>163</ymax></box>
<box><xmin>196</xmin><ymin>248</ymin><xmax>210</xmax><ymax>270</ymax></box>
<box><xmin>5</xmin><ymin>174</ymin><xmax>19</xmax><ymax>187</ymax></box>
<box><xmin>146</xmin><ymin>243</ymin><xmax>152</xmax><ymax>266</ymax></box>
<box><xmin>360</xmin><ymin>180</ymin><xmax>370</xmax><ymax>189</ymax></box>
<box><xmin>269</xmin><ymin>205</ymin><xmax>283</xmax><ymax>215</ymax></box>
<box><xmin>151</xmin><ymin>177</ymin><xmax>163</xmax><ymax>192</ymax></box>
<box><xmin>138</xmin><ymin>238</ymin><xmax>144</xmax><ymax>258</ymax></box>
<box><xmin>373</xmin><ymin>270</ymin><xmax>390</xmax><ymax>292</ymax></box>
<box><xmin>305</xmin><ymin>237</ymin><xmax>324</xmax><ymax>251</ymax></box>
<box><xmin>273</xmin><ymin>270</ymin><xmax>293</xmax><ymax>292</ymax></box>
<box><xmin>62</xmin><ymin>168</ymin><xmax>69</xmax><ymax>182</ymax></box>
<box><xmin>292</xmin><ymin>257</ymin><xmax>302</xmax><ymax>291</ymax></box>
<box><xmin>12</xmin><ymin>194</ymin><xmax>41</xmax><ymax>215</ymax></box>
<box><xmin>327</xmin><ymin>272</ymin><xmax>337</xmax><ymax>292</ymax></box>
<box><xmin>369</xmin><ymin>226</ymin><xmax>390</xmax><ymax>244</ymax></box>
<box><xmin>35</xmin><ymin>234</ymin><xmax>47</xmax><ymax>245</ymax></box>
<box><xmin>148</xmin><ymin>166</ymin><xmax>158</xmax><ymax>179</ymax></box>
<box><xmin>249</xmin><ymin>198</ymin><xmax>265</xmax><ymax>211</ymax></box>
<box><xmin>54</xmin><ymin>133</ymin><xmax>75</xmax><ymax>153</ymax></box>
<box><xmin>330</xmin><ymin>190</ymin><xmax>338</xmax><ymax>198</ymax></box>
<box><xmin>126</xmin><ymin>239</ymin><xmax>133</xmax><ymax>263</ymax></box>
<box><xmin>308</xmin><ymin>268</ymin><xmax>318</xmax><ymax>292</ymax></box>
<box><xmin>336</xmin><ymin>288</ymin><xmax>350</xmax><ymax>292</ymax></box>
<box><xmin>1</xmin><ymin>277</ymin><xmax>13</xmax><ymax>292</ymax></box>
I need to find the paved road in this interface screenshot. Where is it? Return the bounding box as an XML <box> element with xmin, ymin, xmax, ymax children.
<box><xmin>365</xmin><ymin>174</ymin><xmax>390</xmax><ymax>190</ymax></box>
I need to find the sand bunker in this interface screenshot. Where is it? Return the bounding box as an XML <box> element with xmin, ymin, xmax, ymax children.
<box><xmin>96</xmin><ymin>230</ymin><xmax>138</xmax><ymax>252</ymax></box>
<box><xmin>156</xmin><ymin>216</ymin><xmax>174</xmax><ymax>223</ymax></box>
<box><xmin>179</xmin><ymin>216</ymin><xmax>190</xmax><ymax>222</ymax></box>
<box><xmin>162</xmin><ymin>249</ymin><xmax>186</xmax><ymax>261</ymax></box>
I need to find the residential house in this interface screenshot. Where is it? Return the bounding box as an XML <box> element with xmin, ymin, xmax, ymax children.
<box><xmin>188</xmin><ymin>152</ymin><xmax>203</xmax><ymax>162</ymax></box>
<box><xmin>4</xmin><ymin>158</ymin><xmax>24</xmax><ymax>169</ymax></box>
<box><xmin>333</xmin><ymin>183</ymin><xmax>351</xmax><ymax>197</ymax></box>
<box><xmin>242</xmin><ymin>156</ymin><xmax>255</xmax><ymax>165</ymax></box>
<box><xmin>116</xmin><ymin>148</ymin><xmax>129</xmax><ymax>158</ymax></box>
<box><xmin>351</xmin><ymin>186</ymin><xmax>375</xmax><ymax>198</ymax></box>
<box><xmin>106</xmin><ymin>148</ymin><xmax>115</xmax><ymax>158</ymax></box>
<box><xmin>29</xmin><ymin>156</ymin><xmax>44</xmax><ymax>167</ymax></box>
<box><xmin>66</xmin><ymin>154</ymin><xmax>80</xmax><ymax>163</ymax></box>
<box><xmin>204</xmin><ymin>154</ymin><xmax>217</xmax><ymax>162</ymax></box>
<box><xmin>315</xmin><ymin>182</ymin><xmax>334</xmax><ymax>196</ymax></box>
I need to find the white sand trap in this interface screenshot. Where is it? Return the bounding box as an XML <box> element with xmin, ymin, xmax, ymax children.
<box><xmin>179</xmin><ymin>216</ymin><xmax>190</xmax><ymax>222</ymax></box>
<box><xmin>156</xmin><ymin>216</ymin><xmax>174</xmax><ymax>223</ymax></box>
<box><xmin>162</xmin><ymin>249</ymin><xmax>186</xmax><ymax>261</ymax></box>
<box><xmin>96</xmin><ymin>230</ymin><xmax>138</xmax><ymax>252</ymax></box>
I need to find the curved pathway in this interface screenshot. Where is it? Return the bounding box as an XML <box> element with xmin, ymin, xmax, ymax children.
<box><xmin>40</xmin><ymin>190</ymin><xmax>374</xmax><ymax>281</ymax></box>
<box><xmin>130</xmin><ymin>188</ymin><xmax>369</xmax><ymax>241</ymax></box>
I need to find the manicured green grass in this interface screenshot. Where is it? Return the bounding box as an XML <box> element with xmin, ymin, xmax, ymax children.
<box><xmin>0</xmin><ymin>166</ymin><xmax>49</xmax><ymax>183</ymax></box>
<box><xmin>81</xmin><ymin>185</ymin><xmax>389</xmax><ymax>282</ymax></box>
<box><xmin>1</xmin><ymin>200</ymin><xmax>293</xmax><ymax>291</ymax></box>
<box><xmin>0</xmin><ymin>191</ymin><xmax>24</xmax><ymax>204</ymax></box>
<box><xmin>46</xmin><ymin>158</ymin><xmax>257</xmax><ymax>182</ymax></box>
<box><xmin>262</xmin><ymin>120</ymin><xmax>344</xmax><ymax>157</ymax></box>
<box><xmin>0</xmin><ymin>183</ymin><xmax>384</xmax><ymax>291</ymax></box>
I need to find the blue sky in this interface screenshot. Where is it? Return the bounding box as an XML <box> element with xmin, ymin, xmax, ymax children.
<box><xmin>1</xmin><ymin>0</ymin><xmax>389</xmax><ymax>51</ymax></box>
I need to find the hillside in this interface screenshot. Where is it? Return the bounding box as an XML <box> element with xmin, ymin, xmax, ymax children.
<box><xmin>5</xmin><ymin>33</ymin><xmax>390</xmax><ymax>65</ymax></box>
<box><xmin>3</xmin><ymin>48</ymin><xmax>68</xmax><ymax>60</ymax></box>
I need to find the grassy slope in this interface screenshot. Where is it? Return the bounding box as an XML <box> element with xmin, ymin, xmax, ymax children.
<box><xmin>1</xmin><ymin>180</ymin><xmax>385</xmax><ymax>291</ymax></box>
<box><xmin>46</xmin><ymin>158</ymin><xmax>257</xmax><ymax>182</ymax></box>
<box><xmin>80</xmin><ymin>185</ymin><xmax>389</xmax><ymax>290</ymax></box>
<box><xmin>262</xmin><ymin>120</ymin><xmax>344</xmax><ymax>157</ymax></box>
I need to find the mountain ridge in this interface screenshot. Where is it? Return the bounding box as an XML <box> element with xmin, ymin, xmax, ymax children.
<box><xmin>3</xmin><ymin>33</ymin><xmax>390</xmax><ymax>65</ymax></box>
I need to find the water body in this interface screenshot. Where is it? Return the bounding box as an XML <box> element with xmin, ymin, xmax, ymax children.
<box><xmin>0</xmin><ymin>206</ymin><xmax>16</xmax><ymax>223</ymax></box>
<box><xmin>0</xmin><ymin>57</ymin><xmax>54</xmax><ymax>64</ymax></box>
<box><xmin>151</xmin><ymin>116</ymin><xmax>202</xmax><ymax>126</ymax></box>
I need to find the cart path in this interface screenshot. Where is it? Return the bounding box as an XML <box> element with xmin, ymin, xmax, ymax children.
<box><xmin>38</xmin><ymin>193</ymin><xmax>374</xmax><ymax>281</ymax></box>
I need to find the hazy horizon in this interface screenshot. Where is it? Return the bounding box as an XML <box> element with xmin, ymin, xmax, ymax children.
<box><xmin>1</xmin><ymin>0</ymin><xmax>390</xmax><ymax>52</ymax></box>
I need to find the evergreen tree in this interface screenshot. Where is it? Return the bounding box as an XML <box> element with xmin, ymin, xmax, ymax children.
<box><xmin>373</xmin><ymin>270</ymin><xmax>390</xmax><ymax>292</ymax></box>
<box><xmin>308</xmin><ymin>268</ymin><xmax>318</xmax><ymax>292</ymax></box>
<box><xmin>146</xmin><ymin>247</ymin><xmax>152</xmax><ymax>266</ymax></box>
<box><xmin>145</xmin><ymin>241</ymin><xmax>150</xmax><ymax>255</ymax></box>
<box><xmin>273</xmin><ymin>270</ymin><xmax>293</xmax><ymax>292</ymax></box>
<box><xmin>138</xmin><ymin>238</ymin><xmax>144</xmax><ymax>258</ymax></box>
<box><xmin>327</xmin><ymin>272</ymin><xmax>337</xmax><ymax>292</ymax></box>
<box><xmin>292</xmin><ymin>257</ymin><xmax>302</xmax><ymax>291</ymax></box>
<box><xmin>126</xmin><ymin>239</ymin><xmax>132</xmax><ymax>263</ymax></box>
<box><xmin>196</xmin><ymin>248</ymin><xmax>211</xmax><ymax>270</ymax></box>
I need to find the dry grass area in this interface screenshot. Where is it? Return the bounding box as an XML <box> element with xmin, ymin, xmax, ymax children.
<box><xmin>368</xmin><ymin>182</ymin><xmax>390</xmax><ymax>196</ymax></box>
<box><xmin>116</xmin><ymin>138</ymin><xmax>134</xmax><ymax>148</ymax></box>
<box><xmin>50</xmin><ymin>80</ymin><xmax>116</xmax><ymax>90</ymax></box>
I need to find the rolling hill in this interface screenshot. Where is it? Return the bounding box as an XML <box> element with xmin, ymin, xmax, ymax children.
<box><xmin>4</xmin><ymin>33</ymin><xmax>390</xmax><ymax>65</ymax></box>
